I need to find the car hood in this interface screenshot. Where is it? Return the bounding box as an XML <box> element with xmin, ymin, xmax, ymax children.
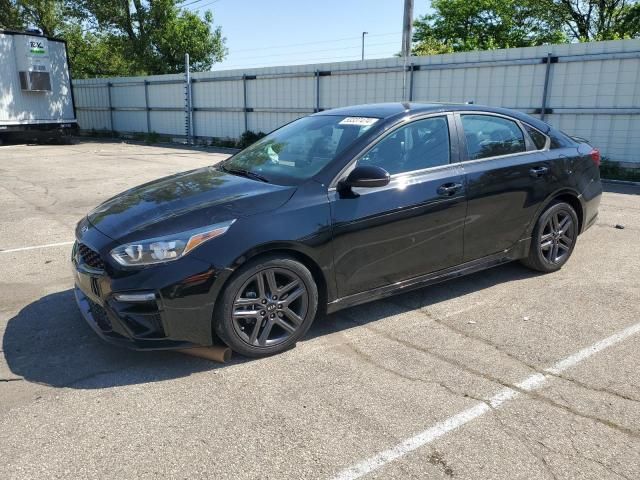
<box><xmin>87</xmin><ymin>166</ymin><xmax>295</xmax><ymax>242</ymax></box>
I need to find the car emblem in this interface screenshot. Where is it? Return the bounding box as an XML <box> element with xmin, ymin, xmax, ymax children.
<box><xmin>81</xmin><ymin>225</ymin><xmax>89</xmax><ymax>233</ymax></box>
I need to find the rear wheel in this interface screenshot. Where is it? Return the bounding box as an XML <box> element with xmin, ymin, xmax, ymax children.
<box><xmin>521</xmin><ymin>201</ymin><xmax>579</xmax><ymax>273</ymax></box>
<box><xmin>214</xmin><ymin>256</ymin><xmax>318</xmax><ymax>357</ymax></box>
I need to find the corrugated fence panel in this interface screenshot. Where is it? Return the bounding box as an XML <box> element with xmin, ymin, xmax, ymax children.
<box><xmin>72</xmin><ymin>39</ymin><xmax>640</xmax><ymax>164</ymax></box>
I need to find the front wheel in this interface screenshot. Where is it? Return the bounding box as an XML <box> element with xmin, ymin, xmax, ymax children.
<box><xmin>214</xmin><ymin>256</ymin><xmax>318</xmax><ymax>357</ymax></box>
<box><xmin>521</xmin><ymin>201</ymin><xmax>579</xmax><ymax>273</ymax></box>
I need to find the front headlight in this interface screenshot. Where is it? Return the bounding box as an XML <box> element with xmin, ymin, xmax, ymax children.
<box><xmin>110</xmin><ymin>220</ymin><xmax>235</xmax><ymax>267</ymax></box>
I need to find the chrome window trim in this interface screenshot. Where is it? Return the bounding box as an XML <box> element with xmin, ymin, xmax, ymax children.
<box><xmin>455</xmin><ymin>148</ymin><xmax>542</xmax><ymax>167</ymax></box>
<box><xmin>329</xmin><ymin>112</ymin><xmax>453</xmax><ymax>189</ymax></box>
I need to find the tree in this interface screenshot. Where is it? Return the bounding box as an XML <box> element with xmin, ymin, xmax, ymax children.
<box><xmin>412</xmin><ymin>0</ymin><xmax>567</xmax><ymax>55</ymax></box>
<box><xmin>536</xmin><ymin>0</ymin><xmax>640</xmax><ymax>40</ymax></box>
<box><xmin>77</xmin><ymin>0</ymin><xmax>226</xmax><ymax>75</ymax></box>
<box><xmin>412</xmin><ymin>0</ymin><xmax>640</xmax><ymax>56</ymax></box>
<box><xmin>1</xmin><ymin>1</ymin><xmax>227</xmax><ymax>78</ymax></box>
<box><xmin>0</xmin><ymin>0</ymin><xmax>23</xmax><ymax>30</ymax></box>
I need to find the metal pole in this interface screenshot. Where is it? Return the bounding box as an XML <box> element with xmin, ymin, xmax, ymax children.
<box><xmin>541</xmin><ymin>52</ymin><xmax>553</xmax><ymax>121</ymax></box>
<box><xmin>361</xmin><ymin>32</ymin><xmax>368</xmax><ymax>61</ymax></box>
<box><xmin>401</xmin><ymin>0</ymin><xmax>414</xmax><ymax>100</ymax></box>
<box><xmin>401</xmin><ymin>0</ymin><xmax>413</xmax><ymax>57</ymax></box>
<box><xmin>408</xmin><ymin>63</ymin><xmax>415</xmax><ymax>101</ymax></box>
<box><xmin>144</xmin><ymin>80</ymin><xmax>150</xmax><ymax>133</ymax></box>
<box><xmin>107</xmin><ymin>82</ymin><xmax>114</xmax><ymax>134</ymax></box>
<box><xmin>315</xmin><ymin>70</ymin><xmax>320</xmax><ymax>112</ymax></box>
<box><xmin>184</xmin><ymin>53</ymin><xmax>193</xmax><ymax>144</ymax></box>
<box><xmin>243</xmin><ymin>74</ymin><xmax>248</xmax><ymax>133</ymax></box>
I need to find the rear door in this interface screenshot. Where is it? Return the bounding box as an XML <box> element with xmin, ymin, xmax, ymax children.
<box><xmin>456</xmin><ymin>112</ymin><xmax>562</xmax><ymax>262</ymax></box>
<box><xmin>329</xmin><ymin>114</ymin><xmax>467</xmax><ymax>298</ymax></box>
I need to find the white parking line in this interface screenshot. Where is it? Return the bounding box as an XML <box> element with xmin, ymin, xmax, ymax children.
<box><xmin>332</xmin><ymin>321</ymin><xmax>640</xmax><ymax>480</ymax></box>
<box><xmin>0</xmin><ymin>241</ymin><xmax>74</xmax><ymax>253</ymax></box>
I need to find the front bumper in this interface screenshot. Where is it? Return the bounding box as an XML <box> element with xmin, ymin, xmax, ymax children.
<box><xmin>72</xmin><ymin>222</ymin><xmax>227</xmax><ymax>350</ymax></box>
<box><xmin>74</xmin><ymin>286</ymin><xmax>196</xmax><ymax>350</ymax></box>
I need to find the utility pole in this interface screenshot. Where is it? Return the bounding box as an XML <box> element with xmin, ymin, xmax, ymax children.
<box><xmin>401</xmin><ymin>0</ymin><xmax>413</xmax><ymax>58</ymax></box>
<box><xmin>361</xmin><ymin>31</ymin><xmax>368</xmax><ymax>61</ymax></box>
<box><xmin>401</xmin><ymin>0</ymin><xmax>414</xmax><ymax>100</ymax></box>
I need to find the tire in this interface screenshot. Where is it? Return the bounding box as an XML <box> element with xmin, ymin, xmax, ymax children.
<box><xmin>214</xmin><ymin>255</ymin><xmax>319</xmax><ymax>357</ymax></box>
<box><xmin>521</xmin><ymin>201</ymin><xmax>579</xmax><ymax>273</ymax></box>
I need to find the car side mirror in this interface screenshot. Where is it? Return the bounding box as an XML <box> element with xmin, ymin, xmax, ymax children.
<box><xmin>338</xmin><ymin>165</ymin><xmax>390</xmax><ymax>192</ymax></box>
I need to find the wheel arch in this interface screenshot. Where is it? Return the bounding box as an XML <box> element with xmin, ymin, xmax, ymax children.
<box><xmin>526</xmin><ymin>189</ymin><xmax>585</xmax><ymax>237</ymax></box>
<box><xmin>221</xmin><ymin>242</ymin><xmax>331</xmax><ymax>314</ymax></box>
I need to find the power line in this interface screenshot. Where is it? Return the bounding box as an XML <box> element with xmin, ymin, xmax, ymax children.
<box><xmin>214</xmin><ymin>51</ymin><xmax>400</xmax><ymax>70</ymax></box>
<box><xmin>225</xmin><ymin>31</ymin><xmax>401</xmax><ymax>54</ymax></box>
<box><xmin>191</xmin><ymin>0</ymin><xmax>220</xmax><ymax>10</ymax></box>
<box><xmin>228</xmin><ymin>40</ymin><xmax>399</xmax><ymax>62</ymax></box>
<box><xmin>181</xmin><ymin>0</ymin><xmax>212</xmax><ymax>7</ymax></box>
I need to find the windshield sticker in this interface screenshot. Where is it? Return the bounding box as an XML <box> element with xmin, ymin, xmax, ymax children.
<box><xmin>339</xmin><ymin>117</ymin><xmax>379</xmax><ymax>127</ymax></box>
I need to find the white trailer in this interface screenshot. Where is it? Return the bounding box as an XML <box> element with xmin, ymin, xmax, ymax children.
<box><xmin>0</xmin><ymin>29</ymin><xmax>77</xmax><ymax>141</ymax></box>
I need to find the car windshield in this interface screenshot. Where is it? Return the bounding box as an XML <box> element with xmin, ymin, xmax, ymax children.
<box><xmin>220</xmin><ymin>115</ymin><xmax>379</xmax><ymax>185</ymax></box>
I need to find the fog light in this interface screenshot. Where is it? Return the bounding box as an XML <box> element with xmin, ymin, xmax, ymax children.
<box><xmin>114</xmin><ymin>292</ymin><xmax>156</xmax><ymax>302</ymax></box>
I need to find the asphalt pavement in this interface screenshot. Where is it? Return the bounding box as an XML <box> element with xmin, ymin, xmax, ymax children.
<box><xmin>1</xmin><ymin>141</ymin><xmax>638</xmax><ymax>479</ymax></box>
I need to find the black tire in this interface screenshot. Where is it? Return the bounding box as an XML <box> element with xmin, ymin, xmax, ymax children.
<box><xmin>214</xmin><ymin>255</ymin><xmax>318</xmax><ymax>357</ymax></box>
<box><xmin>521</xmin><ymin>201</ymin><xmax>579</xmax><ymax>273</ymax></box>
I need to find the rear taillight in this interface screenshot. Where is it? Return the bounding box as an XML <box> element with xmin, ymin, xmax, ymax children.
<box><xmin>590</xmin><ymin>148</ymin><xmax>601</xmax><ymax>167</ymax></box>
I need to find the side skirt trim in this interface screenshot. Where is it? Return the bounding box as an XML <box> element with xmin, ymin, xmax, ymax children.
<box><xmin>327</xmin><ymin>240</ymin><xmax>529</xmax><ymax>314</ymax></box>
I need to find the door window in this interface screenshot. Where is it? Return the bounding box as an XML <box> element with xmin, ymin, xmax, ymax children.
<box><xmin>461</xmin><ymin>115</ymin><xmax>526</xmax><ymax>160</ymax></box>
<box><xmin>358</xmin><ymin>116</ymin><xmax>450</xmax><ymax>175</ymax></box>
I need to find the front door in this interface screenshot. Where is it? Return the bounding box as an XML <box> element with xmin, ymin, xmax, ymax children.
<box><xmin>329</xmin><ymin>115</ymin><xmax>467</xmax><ymax>298</ymax></box>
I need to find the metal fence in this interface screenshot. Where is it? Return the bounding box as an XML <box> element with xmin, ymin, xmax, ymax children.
<box><xmin>73</xmin><ymin>38</ymin><xmax>640</xmax><ymax>165</ymax></box>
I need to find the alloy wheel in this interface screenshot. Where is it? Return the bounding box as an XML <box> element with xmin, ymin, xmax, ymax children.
<box><xmin>231</xmin><ymin>267</ymin><xmax>309</xmax><ymax>347</ymax></box>
<box><xmin>539</xmin><ymin>210</ymin><xmax>575</xmax><ymax>264</ymax></box>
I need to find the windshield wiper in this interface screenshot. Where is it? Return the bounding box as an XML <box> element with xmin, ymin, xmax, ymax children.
<box><xmin>221</xmin><ymin>165</ymin><xmax>270</xmax><ymax>183</ymax></box>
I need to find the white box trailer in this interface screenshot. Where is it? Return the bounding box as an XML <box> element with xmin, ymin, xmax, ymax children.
<box><xmin>0</xmin><ymin>29</ymin><xmax>77</xmax><ymax>141</ymax></box>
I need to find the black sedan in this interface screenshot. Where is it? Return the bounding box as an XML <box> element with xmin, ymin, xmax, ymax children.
<box><xmin>73</xmin><ymin>103</ymin><xmax>602</xmax><ymax>357</ymax></box>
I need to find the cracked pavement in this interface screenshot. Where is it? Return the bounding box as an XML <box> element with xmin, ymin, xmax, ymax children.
<box><xmin>1</xmin><ymin>141</ymin><xmax>639</xmax><ymax>479</ymax></box>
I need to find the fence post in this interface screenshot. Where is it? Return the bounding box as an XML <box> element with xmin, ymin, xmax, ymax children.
<box><xmin>408</xmin><ymin>63</ymin><xmax>415</xmax><ymax>101</ymax></box>
<box><xmin>315</xmin><ymin>70</ymin><xmax>320</xmax><ymax>112</ymax></box>
<box><xmin>144</xmin><ymin>80</ymin><xmax>150</xmax><ymax>134</ymax></box>
<box><xmin>107</xmin><ymin>82</ymin><xmax>114</xmax><ymax>134</ymax></box>
<box><xmin>243</xmin><ymin>74</ymin><xmax>248</xmax><ymax>133</ymax></box>
<box><xmin>540</xmin><ymin>52</ymin><xmax>554</xmax><ymax>121</ymax></box>
<box><xmin>184</xmin><ymin>53</ymin><xmax>193</xmax><ymax>144</ymax></box>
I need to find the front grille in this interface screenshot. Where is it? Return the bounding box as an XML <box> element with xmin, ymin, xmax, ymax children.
<box><xmin>88</xmin><ymin>300</ymin><xmax>112</xmax><ymax>331</ymax></box>
<box><xmin>78</xmin><ymin>243</ymin><xmax>105</xmax><ymax>270</ymax></box>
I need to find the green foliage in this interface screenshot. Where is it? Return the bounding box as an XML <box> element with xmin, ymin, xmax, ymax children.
<box><xmin>237</xmin><ymin>130</ymin><xmax>267</xmax><ymax>149</ymax></box>
<box><xmin>0</xmin><ymin>0</ymin><xmax>23</xmax><ymax>30</ymax></box>
<box><xmin>531</xmin><ymin>0</ymin><xmax>640</xmax><ymax>41</ymax></box>
<box><xmin>412</xmin><ymin>0</ymin><xmax>567</xmax><ymax>54</ymax></box>
<box><xmin>0</xmin><ymin>0</ymin><xmax>227</xmax><ymax>78</ymax></box>
<box><xmin>600</xmin><ymin>160</ymin><xmax>640</xmax><ymax>182</ymax></box>
<box><xmin>209</xmin><ymin>131</ymin><xmax>267</xmax><ymax>150</ymax></box>
<box><xmin>412</xmin><ymin>0</ymin><xmax>640</xmax><ymax>55</ymax></box>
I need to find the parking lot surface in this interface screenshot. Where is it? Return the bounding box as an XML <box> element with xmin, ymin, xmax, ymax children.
<box><xmin>1</xmin><ymin>141</ymin><xmax>639</xmax><ymax>479</ymax></box>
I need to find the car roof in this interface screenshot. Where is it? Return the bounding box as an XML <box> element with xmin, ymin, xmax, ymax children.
<box><xmin>315</xmin><ymin>102</ymin><xmax>550</xmax><ymax>132</ymax></box>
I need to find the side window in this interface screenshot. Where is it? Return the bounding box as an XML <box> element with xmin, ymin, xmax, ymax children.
<box><xmin>359</xmin><ymin>117</ymin><xmax>450</xmax><ymax>175</ymax></box>
<box><xmin>461</xmin><ymin>115</ymin><xmax>526</xmax><ymax>160</ymax></box>
<box><xmin>523</xmin><ymin>124</ymin><xmax>548</xmax><ymax>150</ymax></box>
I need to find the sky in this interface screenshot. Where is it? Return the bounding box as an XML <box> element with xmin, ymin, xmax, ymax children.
<box><xmin>185</xmin><ymin>0</ymin><xmax>431</xmax><ymax>71</ymax></box>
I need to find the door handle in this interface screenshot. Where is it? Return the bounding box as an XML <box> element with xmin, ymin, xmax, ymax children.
<box><xmin>529</xmin><ymin>166</ymin><xmax>549</xmax><ymax>178</ymax></box>
<box><xmin>437</xmin><ymin>182</ymin><xmax>463</xmax><ymax>196</ymax></box>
